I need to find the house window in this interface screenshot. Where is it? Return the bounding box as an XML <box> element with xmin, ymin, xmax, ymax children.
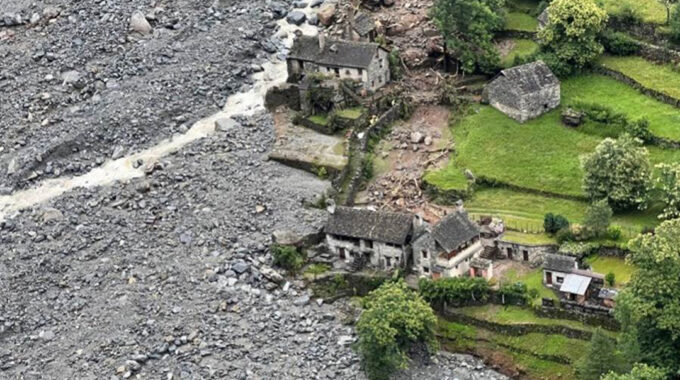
<box><xmin>334</xmin><ymin>68</ymin><xmax>340</xmax><ymax>77</ymax></box>
<box><xmin>371</xmin><ymin>80</ymin><xmax>375</xmax><ymax>88</ymax></box>
<box><xmin>386</xmin><ymin>257</ymin><xmax>392</xmax><ymax>267</ymax></box>
<box><xmin>423</xmin><ymin>266</ymin><xmax>430</xmax><ymax>273</ymax></box>
<box><xmin>358</xmin><ymin>68</ymin><xmax>363</xmax><ymax>75</ymax></box>
<box><xmin>556</xmin><ymin>276</ymin><xmax>564</xmax><ymax>284</ymax></box>
<box><xmin>422</xmin><ymin>250</ymin><xmax>428</xmax><ymax>258</ymax></box>
<box><xmin>345</xmin><ymin>69</ymin><xmax>351</xmax><ymax>75</ymax></box>
<box><xmin>365</xmin><ymin>240</ymin><xmax>373</xmax><ymax>249</ymax></box>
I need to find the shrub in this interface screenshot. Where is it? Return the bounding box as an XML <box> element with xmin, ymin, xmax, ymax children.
<box><xmin>605</xmin><ymin>272</ymin><xmax>616</xmax><ymax>287</ymax></box>
<box><xmin>544</xmin><ymin>213</ymin><xmax>570</xmax><ymax>234</ymax></box>
<box><xmin>418</xmin><ymin>277</ymin><xmax>490</xmax><ymax>308</ymax></box>
<box><xmin>671</xmin><ymin>5</ymin><xmax>680</xmax><ymax>43</ymax></box>
<box><xmin>571</xmin><ymin>102</ymin><xmax>653</xmax><ymax>143</ymax></box>
<box><xmin>356</xmin><ymin>280</ymin><xmax>437</xmax><ymax>380</ymax></box>
<box><xmin>272</xmin><ymin>244</ymin><xmax>305</xmax><ymax>273</ymax></box>
<box><xmin>584</xmin><ymin>199</ymin><xmax>613</xmax><ymax>236</ymax></box>
<box><xmin>600</xmin><ymin>31</ymin><xmax>640</xmax><ymax>56</ymax></box>
<box><xmin>498</xmin><ymin>282</ymin><xmax>530</xmax><ymax>305</ymax></box>
<box><xmin>388</xmin><ymin>48</ymin><xmax>404</xmax><ymax>80</ymax></box>
<box><xmin>556</xmin><ymin>226</ymin><xmax>575</xmax><ymax>243</ymax></box>
<box><xmin>608</xmin><ymin>225</ymin><xmax>622</xmax><ymax>240</ymax></box>
<box><xmin>305</xmin><ymin>263</ymin><xmax>330</xmax><ymax>279</ymax></box>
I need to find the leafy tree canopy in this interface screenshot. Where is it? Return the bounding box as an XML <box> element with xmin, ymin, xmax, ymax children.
<box><xmin>581</xmin><ymin>134</ymin><xmax>652</xmax><ymax>211</ymax></box>
<box><xmin>431</xmin><ymin>0</ymin><xmax>505</xmax><ymax>73</ymax></box>
<box><xmin>655</xmin><ymin>163</ymin><xmax>680</xmax><ymax>220</ymax></box>
<box><xmin>575</xmin><ymin>328</ymin><xmax>624</xmax><ymax>380</ymax></box>
<box><xmin>601</xmin><ymin>363</ymin><xmax>668</xmax><ymax>380</ymax></box>
<box><xmin>356</xmin><ymin>280</ymin><xmax>438</xmax><ymax>380</ymax></box>
<box><xmin>538</xmin><ymin>0</ymin><xmax>607</xmax><ymax>75</ymax></box>
<box><xmin>584</xmin><ymin>199</ymin><xmax>613</xmax><ymax>235</ymax></box>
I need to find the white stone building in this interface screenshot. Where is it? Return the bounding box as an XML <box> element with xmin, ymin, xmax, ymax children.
<box><xmin>325</xmin><ymin>206</ymin><xmax>414</xmax><ymax>271</ymax></box>
<box><xmin>412</xmin><ymin>211</ymin><xmax>488</xmax><ymax>280</ymax></box>
<box><xmin>287</xmin><ymin>34</ymin><xmax>390</xmax><ymax>92</ymax></box>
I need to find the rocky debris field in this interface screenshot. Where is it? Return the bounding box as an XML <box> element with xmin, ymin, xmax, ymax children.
<box><xmin>0</xmin><ymin>0</ymin><xmax>294</xmax><ymax>192</ymax></box>
<box><xmin>1</xmin><ymin>0</ymin><xmax>507</xmax><ymax>378</ymax></box>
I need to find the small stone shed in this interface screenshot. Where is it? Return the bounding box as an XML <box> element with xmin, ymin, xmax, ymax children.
<box><xmin>483</xmin><ymin>60</ymin><xmax>560</xmax><ymax>123</ymax></box>
<box><xmin>325</xmin><ymin>206</ymin><xmax>414</xmax><ymax>270</ymax></box>
<box><xmin>352</xmin><ymin>12</ymin><xmax>377</xmax><ymax>42</ymax></box>
<box><xmin>287</xmin><ymin>34</ymin><xmax>390</xmax><ymax>91</ymax></box>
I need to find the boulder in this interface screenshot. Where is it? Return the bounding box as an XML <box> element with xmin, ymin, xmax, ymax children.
<box><xmin>410</xmin><ymin>131</ymin><xmax>424</xmax><ymax>144</ymax></box>
<box><xmin>129</xmin><ymin>11</ymin><xmax>152</xmax><ymax>35</ymax></box>
<box><xmin>286</xmin><ymin>11</ymin><xmax>307</xmax><ymax>26</ymax></box>
<box><xmin>561</xmin><ymin>108</ymin><xmax>584</xmax><ymax>127</ymax></box>
<box><xmin>317</xmin><ymin>3</ymin><xmax>336</xmax><ymax>26</ymax></box>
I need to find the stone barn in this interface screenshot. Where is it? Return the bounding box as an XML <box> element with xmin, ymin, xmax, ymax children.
<box><xmin>287</xmin><ymin>34</ymin><xmax>390</xmax><ymax>92</ymax></box>
<box><xmin>483</xmin><ymin>60</ymin><xmax>560</xmax><ymax>123</ymax></box>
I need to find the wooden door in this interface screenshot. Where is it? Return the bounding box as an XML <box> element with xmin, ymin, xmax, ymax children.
<box><xmin>339</xmin><ymin>248</ymin><xmax>346</xmax><ymax>260</ymax></box>
<box><xmin>546</xmin><ymin>271</ymin><xmax>553</xmax><ymax>285</ymax></box>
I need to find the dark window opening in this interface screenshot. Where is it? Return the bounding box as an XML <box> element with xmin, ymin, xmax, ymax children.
<box><xmin>422</xmin><ymin>250</ymin><xmax>428</xmax><ymax>258</ymax></box>
<box><xmin>423</xmin><ymin>266</ymin><xmax>430</xmax><ymax>273</ymax></box>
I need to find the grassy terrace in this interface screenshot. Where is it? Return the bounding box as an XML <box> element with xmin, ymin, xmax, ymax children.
<box><xmin>599</xmin><ymin>56</ymin><xmax>680</xmax><ymax>101</ymax></box>
<box><xmin>505</xmin><ymin>11</ymin><xmax>538</xmax><ymax>32</ymax></box>
<box><xmin>502</xmin><ymin>267</ymin><xmax>559</xmax><ymax>304</ymax></box>
<box><xmin>500</xmin><ymin>39</ymin><xmax>539</xmax><ymax>68</ymax></box>
<box><xmin>502</xmin><ymin>230</ymin><xmax>557</xmax><ymax>245</ymax></box>
<box><xmin>585</xmin><ymin>255</ymin><xmax>635</xmax><ymax>286</ymax></box>
<box><xmin>439</xmin><ymin>318</ymin><xmax>584</xmax><ymax>379</ymax></box>
<box><xmin>308</xmin><ymin>114</ymin><xmax>328</xmax><ymax>126</ymax></box>
<box><xmin>563</xmin><ymin>74</ymin><xmax>680</xmax><ymax>141</ymax></box>
<box><xmin>456</xmin><ymin>304</ymin><xmax>615</xmax><ymax>335</ymax></box>
<box><xmin>426</xmin><ymin>73</ymin><xmax>680</xmax><ymax>231</ymax></box>
<box><xmin>597</xmin><ymin>0</ymin><xmax>666</xmax><ymax>24</ymax></box>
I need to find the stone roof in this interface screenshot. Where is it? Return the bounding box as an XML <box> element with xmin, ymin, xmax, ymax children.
<box><xmin>288</xmin><ymin>35</ymin><xmax>385</xmax><ymax>69</ymax></box>
<box><xmin>560</xmin><ymin>274</ymin><xmax>591</xmax><ymax>296</ymax></box>
<box><xmin>325</xmin><ymin>206</ymin><xmax>413</xmax><ymax>245</ymax></box>
<box><xmin>543</xmin><ymin>253</ymin><xmax>577</xmax><ymax>273</ymax></box>
<box><xmin>431</xmin><ymin>211</ymin><xmax>480</xmax><ymax>252</ymax></box>
<box><xmin>495</xmin><ymin>60</ymin><xmax>559</xmax><ymax>96</ymax></box>
<box><xmin>572</xmin><ymin>268</ymin><xmax>605</xmax><ymax>280</ymax></box>
<box><xmin>354</xmin><ymin>13</ymin><xmax>375</xmax><ymax>36</ymax></box>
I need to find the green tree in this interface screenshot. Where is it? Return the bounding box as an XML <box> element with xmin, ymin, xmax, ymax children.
<box><xmin>544</xmin><ymin>213</ymin><xmax>569</xmax><ymax>234</ymax></box>
<box><xmin>655</xmin><ymin>163</ymin><xmax>680</xmax><ymax>220</ymax></box>
<box><xmin>584</xmin><ymin>199</ymin><xmax>613</xmax><ymax>236</ymax></box>
<box><xmin>601</xmin><ymin>363</ymin><xmax>668</xmax><ymax>380</ymax></box>
<box><xmin>605</xmin><ymin>272</ymin><xmax>616</xmax><ymax>287</ymax></box>
<box><xmin>616</xmin><ymin>219</ymin><xmax>680</xmax><ymax>372</ymax></box>
<box><xmin>538</xmin><ymin>0</ymin><xmax>608</xmax><ymax>75</ymax></box>
<box><xmin>658</xmin><ymin>0</ymin><xmax>679</xmax><ymax>24</ymax></box>
<box><xmin>576</xmin><ymin>328</ymin><xmax>625</xmax><ymax>380</ymax></box>
<box><xmin>431</xmin><ymin>0</ymin><xmax>505</xmax><ymax>73</ymax></box>
<box><xmin>670</xmin><ymin>5</ymin><xmax>680</xmax><ymax>42</ymax></box>
<box><xmin>357</xmin><ymin>280</ymin><xmax>438</xmax><ymax>380</ymax></box>
<box><xmin>581</xmin><ymin>134</ymin><xmax>652</xmax><ymax>211</ymax></box>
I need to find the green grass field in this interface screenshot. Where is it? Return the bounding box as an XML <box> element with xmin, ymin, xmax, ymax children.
<box><xmin>597</xmin><ymin>0</ymin><xmax>666</xmax><ymax>25</ymax></box>
<box><xmin>308</xmin><ymin>114</ymin><xmax>328</xmax><ymax>126</ymax></box>
<box><xmin>438</xmin><ymin>318</ymin><xmax>586</xmax><ymax>379</ymax></box>
<box><xmin>335</xmin><ymin>107</ymin><xmax>365</xmax><ymax>120</ymax></box>
<box><xmin>502</xmin><ymin>267</ymin><xmax>559</xmax><ymax>304</ymax></box>
<box><xmin>562</xmin><ymin>74</ymin><xmax>680</xmax><ymax>141</ymax></box>
<box><xmin>506</xmin><ymin>11</ymin><xmax>539</xmax><ymax>32</ymax></box>
<box><xmin>585</xmin><ymin>255</ymin><xmax>636</xmax><ymax>286</ymax></box>
<box><xmin>500</xmin><ymin>39</ymin><xmax>540</xmax><ymax>68</ymax></box>
<box><xmin>599</xmin><ymin>56</ymin><xmax>680</xmax><ymax>101</ymax></box>
<box><xmin>502</xmin><ymin>230</ymin><xmax>558</xmax><ymax>245</ymax></box>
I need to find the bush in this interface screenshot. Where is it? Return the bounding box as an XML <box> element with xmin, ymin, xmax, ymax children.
<box><xmin>544</xmin><ymin>213</ymin><xmax>570</xmax><ymax>234</ymax></box>
<box><xmin>571</xmin><ymin>102</ymin><xmax>653</xmax><ymax>143</ymax></box>
<box><xmin>272</xmin><ymin>244</ymin><xmax>305</xmax><ymax>273</ymax></box>
<box><xmin>556</xmin><ymin>226</ymin><xmax>575</xmax><ymax>243</ymax></box>
<box><xmin>388</xmin><ymin>49</ymin><xmax>404</xmax><ymax>81</ymax></box>
<box><xmin>600</xmin><ymin>31</ymin><xmax>640</xmax><ymax>56</ymax></box>
<box><xmin>498</xmin><ymin>282</ymin><xmax>530</xmax><ymax>305</ymax></box>
<box><xmin>584</xmin><ymin>199</ymin><xmax>613</xmax><ymax>236</ymax></box>
<box><xmin>671</xmin><ymin>6</ymin><xmax>680</xmax><ymax>43</ymax></box>
<box><xmin>357</xmin><ymin>280</ymin><xmax>437</xmax><ymax>380</ymax></box>
<box><xmin>605</xmin><ymin>272</ymin><xmax>616</xmax><ymax>287</ymax></box>
<box><xmin>608</xmin><ymin>225</ymin><xmax>622</xmax><ymax>240</ymax></box>
<box><xmin>419</xmin><ymin>277</ymin><xmax>490</xmax><ymax>308</ymax></box>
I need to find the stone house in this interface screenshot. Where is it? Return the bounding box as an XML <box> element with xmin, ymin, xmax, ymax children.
<box><xmin>325</xmin><ymin>206</ymin><xmax>414</xmax><ymax>270</ymax></box>
<box><xmin>542</xmin><ymin>253</ymin><xmax>578</xmax><ymax>288</ymax></box>
<box><xmin>496</xmin><ymin>239</ymin><xmax>550</xmax><ymax>264</ymax></box>
<box><xmin>413</xmin><ymin>211</ymin><xmax>487</xmax><ymax>279</ymax></box>
<box><xmin>483</xmin><ymin>60</ymin><xmax>560</xmax><ymax>123</ymax></box>
<box><xmin>287</xmin><ymin>34</ymin><xmax>390</xmax><ymax>92</ymax></box>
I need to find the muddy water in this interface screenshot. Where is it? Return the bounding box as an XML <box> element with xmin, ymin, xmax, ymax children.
<box><xmin>0</xmin><ymin>12</ymin><xmax>318</xmax><ymax>221</ymax></box>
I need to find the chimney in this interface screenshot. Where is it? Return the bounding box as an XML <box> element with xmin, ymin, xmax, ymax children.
<box><xmin>455</xmin><ymin>199</ymin><xmax>465</xmax><ymax>212</ymax></box>
<box><xmin>318</xmin><ymin>32</ymin><xmax>326</xmax><ymax>51</ymax></box>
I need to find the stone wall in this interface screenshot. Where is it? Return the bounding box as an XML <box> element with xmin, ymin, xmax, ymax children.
<box><xmin>596</xmin><ymin>66</ymin><xmax>680</xmax><ymax>108</ymax></box>
<box><xmin>496</xmin><ymin>240</ymin><xmax>555</xmax><ymax>263</ymax></box>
